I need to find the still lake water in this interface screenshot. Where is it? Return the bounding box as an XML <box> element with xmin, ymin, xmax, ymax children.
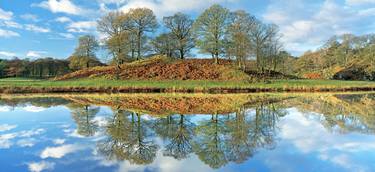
<box><xmin>1</xmin><ymin>93</ymin><xmax>375</xmax><ymax>172</ymax></box>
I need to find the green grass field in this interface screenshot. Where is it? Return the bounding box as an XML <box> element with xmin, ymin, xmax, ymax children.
<box><xmin>1</xmin><ymin>78</ymin><xmax>375</xmax><ymax>90</ymax></box>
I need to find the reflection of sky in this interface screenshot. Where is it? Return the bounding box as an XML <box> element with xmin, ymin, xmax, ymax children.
<box><xmin>0</xmin><ymin>105</ymin><xmax>47</xmax><ymax>113</ymax></box>
<box><xmin>0</xmin><ymin>103</ymin><xmax>375</xmax><ymax>172</ymax></box>
<box><xmin>250</xmin><ymin>108</ymin><xmax>375</xmax><ymax>172</ymax></box>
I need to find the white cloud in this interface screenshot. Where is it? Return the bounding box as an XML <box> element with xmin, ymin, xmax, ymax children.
<box><xmin>25</xmin><ymin>24</ymin><xmax>50</xmax><ymax>33</ymax></box>
<box><xmin>55</xmin><ymin>16</ymin><xmax>72</xmax><ymax>23</ymax></box>
<box><xmin>63</xmin><ymin>128</ymin><xmax>73</xmax><ymax>133</ymax></box>
<box><xmin>279</xmin><ymin>109</ymin><xmax>375</xmax><ymax>171</ymax></box>
<box><xmin>118</xmin><ymin>0</ymin><xmax>237</xmax><ymax>17</ymax></box>
<box><xmin>0</xmin><ymin>29</ymin><xmax>20</xmax><ymax>38</ymax></box>
<box><xmin>0</xmin><ymin>8</ymin><xmax>23</xmax><ymax>31</ymax></box>
<box><xmin>329</xmin><ymin>153</ymin><xmax>370</xmax><ymax>171</ymax></box>
<box><xmin>0</xmin><ymin>124</ymin><xmax>17</xmax><ymax>132</ymax></box>
<box><xmin>0</xmin><ymin>20</ymin><xmax>23</xmax><ymax>29</ymax></box>
<box><xmin>28</xmin><ymin>161</ymin><xmax>55</xmax><ymax>172</ymax></box>
<box><xmin>97</xmin><ymin>0</ymin><xmax>127</xmax><ymax>5</ymax></box>
<box><xmin>67</xmin><ymin>21</ymin><xmax>96</xmax><ymax>33</ymax></box>
<box><xmin>0</xmin><ymin>51</ymin><xmax>17</xmax><ymax>57</ymax></box>
<box><xmin>17</xmin><ymin>138</ymin><xmax>37</xmax><ymax>147</ymax></box>
<box><xmin>346</xmin><ymin>0</ymin><xmax>375</xmax><ymax>5</ymax></box>
<box><xmin>49</xmin><ymin>33</ymin><xmax>75</xmax><ymax>40</ymax></box>
<box><xmin>0</xmin><ymin>128</ymin><xmax>45</xmax><ymax>149</ymax></box>
<box><xmin>114</xmin><ymin>150</ymin><xmax>213</xmax><ymax>172</ymax></box>
<box><xmin>52</xmin><ymin>138</ymin><xmax>65</xmax><ymax>145</ymax></box>
<box><xmin>40</xmin><ymin>144</ymin><xmax>86</xmax><ymax>159</ymax></box>
<box><xmin>33</xmin><ymin>0</ymin><xmax>84</xmax><ymax>15</ymax></box>
<box><xmin>263</xmin><ymin>0</ymin><xmax>375</xmax><ymax>55</ymax></box>
<box><xmin>358</xmin><ymin>8</ymin><xmax>375</xmax><ymax>16</ymax></box>
<box><xmin>58</xmin><ymin>124</ymin><xmax>70</xmax><ymax>128</ymax></box>
<box><xmin>0</xmin><ymin>8</ymin><xmax>23</xmax><ymax>32</ymax></box>
<box><xmin>68</xmin><ymin>129</ymin><xmax>87</xmax><ymax>138</ymax></box>
<box><xmin>0</xmin><ymin>106</ymin><xmax>12</xmax><ymax>112</ymax></box>
<box><xmin>0</xmin><ymin>8</ymin><xmax>13</xmax><ymax>21</ymax></box>
<box><xmin>18</xmin><ymin>128</ymin><xmax>45</xmax><ymax>137</ymax></box>
<box><xmin>59</xmin><ymin>33</ymin><xmax>74</xmax><ymax>39</ymax></box>
<box><xmin>20</xmin><ymin>14</ymin><xmax>39</xmax><ymax>22</ymax></box>
<box><xmin>22</xmin><ymin>105</ymin><xmax>47</xmax><ymax>112</ymax></box>
<box><xmin>0</xmin><ymin>133</ymin><xmax>17</xmax><ymax>149</ymax></box>
<box><xmin>93</xmin><ymin>116</ymin><xmax>108</xmax><ymax>127</ymax></box>
<box><xmin>97</xmin><ymin>0</ymin><xmax>127</xmax><ymax>13</ymax></box>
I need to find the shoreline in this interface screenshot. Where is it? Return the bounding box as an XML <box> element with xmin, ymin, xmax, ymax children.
<box><xmin>1</xmin><ymin>86</ymin><xmax>375</xmax><ymax>94</ymax></box>
<box><xmin>1</xmin><ymin>78</ymin><xmax>375</xmax><ymax>94</ymax></box>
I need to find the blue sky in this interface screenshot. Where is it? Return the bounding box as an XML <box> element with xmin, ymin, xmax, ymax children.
<box><xmin>0</xmin><ymin>0</ymin><xmax>374</xmax><ymax>60</ymax></box>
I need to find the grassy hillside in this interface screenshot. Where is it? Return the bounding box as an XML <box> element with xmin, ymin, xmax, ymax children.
<box><xmin>55</xmin><ymin>56</ymin><xmax>250</xmax><ymax>81</ymax></box>
<box><xmin>293</xmin><ymin>34</ymin><xmax>375</xmax><ymax>81</ymax></box>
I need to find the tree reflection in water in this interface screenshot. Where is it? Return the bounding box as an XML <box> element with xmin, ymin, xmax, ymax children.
<box><xmin>192</xmin><ymin>102</ymin><xmax>285</xmax><ymax>169</ymax></box>
<box><xmin>97</xmin><ymin>109</ymin><xmax>158</xmax><ymax>165</ymax></box>
<box><xmin>93</xmin><ymin>102</ymin><xmax>285</xmax><ymax>169</ymax></box>
<box><xmin>192</xmin><ymin>113</ymin><xmax>228</xmax><ymax>169</ymax></box>
<box><xmin>152</xmin><ymin>114</ymin><xmax>195</xmax><ymax>160</ymax></box>
<box><xmin>26</xmin><ymin>93</ymin><xmax>374</xmax><ymax>169</ymax></box>
<box><xmin>286</xmin><ymin>94</ymin><xmax>375</xmax><ymax>134</ymax></box>
<box><xmin>69</xmin><ymin>104</ymin><xmax>100</xmax><ymax>137</ymax></box>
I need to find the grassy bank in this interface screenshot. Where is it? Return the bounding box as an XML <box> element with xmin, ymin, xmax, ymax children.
<box><xmin>1</xmin><ymin>78</ymin><xmax>375</xmax><ymax>93</ymax></box>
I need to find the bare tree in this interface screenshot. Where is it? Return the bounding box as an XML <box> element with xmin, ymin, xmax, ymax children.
<box><xmin>97</xmin><ymin>11</ymin><xmax>127</xmax><ymax>37</ymax></box>
<box><xmin>151</xmin><ymin>33</ymin><xmax>178</xmax><ymax>57</ymax></box>
<box><xmin>74</xmin><ymin>35</ymin><xmax>99</xmax><ymax>59</ymax></box>
<box><xmin>98</xmin><ymin>11</ymin><xmax>133</xmax><ymax>79</ymax></box>
<box><xmin>127</xmin><ymin>8</ymin><xmax>158</xmax><ymax>60</ymax></box>
<box><xmin>193</xmin><ymin>4</ymin><xmax>231</xmax><ymax>64</ymax></box>
<box><xmin>227</xmin><ymin>10</ymin><xmax>256</xmax><ymax>70</ymax></box>
<box><xmin>249</xmin><ymin>22</ymin><xmax>279</xmax><ymax>73</ymax></box>
<box><xmin>69</xmin><ymin>35</ymin><xmax>101</xmax><ymax>70</ymax></box>
<box><xmin>163</xmin><ymin>12</ymin><xmax>194</xmax><ymax>59</ymax></box>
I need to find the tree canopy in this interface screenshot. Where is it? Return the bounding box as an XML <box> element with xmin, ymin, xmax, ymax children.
<box><xmin>69</xmin><ymin>35</ymin><xmax>102</xmax><ymax>71</ymax></box>
<box><xmin>193</xmin><ymin>4</ymin><xmax>231</xmax><ymax>64</ymax></box>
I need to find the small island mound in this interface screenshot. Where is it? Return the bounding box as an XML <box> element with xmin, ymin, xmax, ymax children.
<box><xmin>54</xmin><ymin>56</ymin><xmax>251</xmax><ymax>81</ymax></box>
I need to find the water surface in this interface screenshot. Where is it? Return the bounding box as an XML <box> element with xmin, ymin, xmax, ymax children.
<box><xmin>1</xmin><ymin>93</ymin><xmax>375</xmax><ymax>172</ymax></box>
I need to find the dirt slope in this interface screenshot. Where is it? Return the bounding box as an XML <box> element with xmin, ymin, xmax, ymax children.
<box><xmin>55</xmin><ymin>56</ymin><xmax>250</xmax><ymax>81</ymax></box>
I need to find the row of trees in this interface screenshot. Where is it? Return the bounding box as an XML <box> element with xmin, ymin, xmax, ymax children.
<box><xmin>0</xmin><ymin>58</ymin><xmax>69</xmax><ymax>78</ymax></box>
<box><xmin>0</xmin><ymin>4</ymin><xmax>288</xmax><ymax>79</ymax></box>
<box><xmin>0</xmin><ymin>35</ymin><xmax>108</xmax><ymax>78</ymax></box>
<box><xmin>0</xmin><ymin>34</ymin><xmax>107</xmax><ymax>79</ymax></box>
<box><xmin>83</xmin><ymin>4</ymin><xmax>286</xmax><ymax>73</ymax></box>
<box><xmin>0</xmin><ymin>55</ymin><xmax>103</xmax><ymax>79</ymax></box>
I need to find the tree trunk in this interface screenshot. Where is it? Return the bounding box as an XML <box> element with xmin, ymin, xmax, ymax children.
<box><xmin>273</xmin><ymin>58</ymin><xmax>277</xmax><ymax>71</ymax></box>
<box><xmin>137</xmin><ymin>31</ymin><xmax>141</xmax><ymax>60</ymax></box>
<box><xmin>214</xmin><ymin>52</ymin><xmax>219</xmax><ymax>64</ymax></box>
<box><xmin>256</xmin><ymin>48</ymin><xmax>260</xmax><ymax>72</ymax></box>
<box><xmin>180</xmin><ymin>49</ymin><xmax>184</xmax><ymax>59</ymax></box>
<box><xmin>115</xmin><ymin>65</ymin><xmax>120</xmax><ymax>80</ymax></box>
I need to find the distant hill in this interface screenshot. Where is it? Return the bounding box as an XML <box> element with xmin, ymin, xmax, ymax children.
<box><xmin>55</xmin><ymin>56</ymin><xmax>250</xmax><ymax>81</ymax></box>
<box><xmin>294</xmin><ymin>34</ymin><xmax>375</xmax><ymax>81</ymax></box>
